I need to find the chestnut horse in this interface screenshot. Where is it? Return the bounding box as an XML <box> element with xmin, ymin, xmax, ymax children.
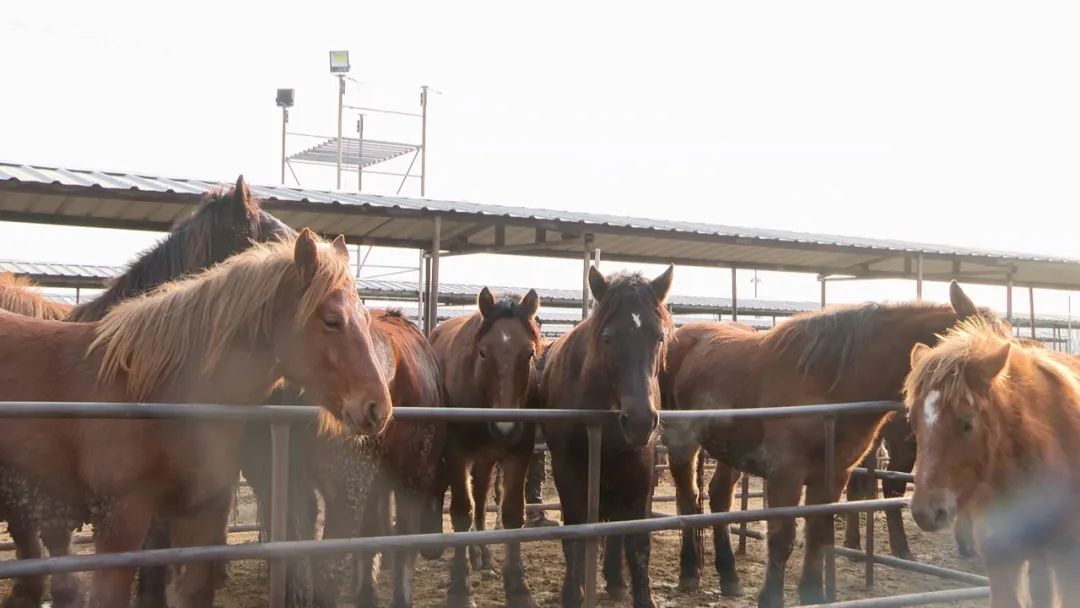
<box><xmin>0</xmin><ymin>231</ymin><xmax>392</xmax><ymax>608</ymax></box>
<box><xmin>907</xmin><ymin>318</ymin><xmax>1080</xmax><ymax>608</ymax></box>
<box><xmin>0</xmin><ymin>273</ymin><xmax>71</xmax><ymax>319</ymax></box>
<box><xmin>662</xmin><ymin>281</ymin><xmax>1002</xmax><ymax>608</ymax></box>
<box><xmin>0</xmin><ymin>179</ymin><xmax>295</xmax><ymax>608</ymax></box>
<box><xmin>540</xmin><ymin>265</ymin><xmax>674</xmax><ymax>608</ymax></box>
<box><xmin>429</xmin><ymin>288</ymin><xmax>543</xmax><ymax>608</ymax></box>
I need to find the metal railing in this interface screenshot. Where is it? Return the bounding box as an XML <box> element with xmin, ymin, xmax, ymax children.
<box><xmin>0</xmin><ymin>399</ymin><xmax>981</xmax><ymax>608</ymax></box>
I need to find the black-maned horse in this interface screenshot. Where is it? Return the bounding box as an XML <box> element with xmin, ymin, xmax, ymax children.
<box><xmin>539</xmin><ymin>265</ymin><xmax>674</xmax><ymax>608</ymax></box>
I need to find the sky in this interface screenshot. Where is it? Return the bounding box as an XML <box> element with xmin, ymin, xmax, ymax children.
<box><xmin>2</xmin><ymin>1</ymin><xmax>1080</xmax><ymax>316</ymax></box>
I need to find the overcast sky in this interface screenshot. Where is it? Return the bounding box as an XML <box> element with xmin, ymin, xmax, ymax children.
<box><xmin>2</xmin><ymin>1</ymin><xmax>1079</xmax><ymax>315</ymax></box>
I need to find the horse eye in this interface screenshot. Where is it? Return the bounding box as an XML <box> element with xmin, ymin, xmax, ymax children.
<box><xmin>322</xmin><ymin>316</ymin><xmax>343</xmax><ymax>330</ymax></box>
<box><xmin>959</xmin><ymin>418</ymin><xmax>974</xmax><ymax>435</ymax></box>
<box><xmin>478</xmin><ymin>350</ymin><xmax>487</xmax><ymax>359</ymax></box>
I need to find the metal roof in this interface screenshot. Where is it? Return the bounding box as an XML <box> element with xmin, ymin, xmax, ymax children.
<box><xmin>289</xmin><ymin>137</ymin><xmax>418</xmax><ymax>169</ymax></box>
<box><xmin>2</xmin><ymin>162</ymin><xmax>1080</xmax><ymax>290</ymax></box>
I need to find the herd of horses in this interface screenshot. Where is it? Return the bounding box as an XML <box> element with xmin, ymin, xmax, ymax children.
<box><xmin>0</xmin><ymin>181</ymin><xmax>1077</xmax><ymax>608</ymax></box>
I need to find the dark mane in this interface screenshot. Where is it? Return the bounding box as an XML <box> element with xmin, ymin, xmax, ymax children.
<box><xmin>477</xmin><ymin>297</ymin><xmax>542</xmax><ymax>343</ymax></box>
<box><xmin>765</xmin><ymin>301</ymin><xmax>953</xmax><ymax>385</ymax></box>
<box><xmin>67</xmin><ymin>187</ymin><xmax>266</xmax><ymax>322</ymax></box>
<box><xmin>376</xmin><ymin>307</ymin><xmax>425</xmax><ymax>338</ymax></box>
<box><xmin>590</xmin><ymin>271</ymin><xmax>674</xmax><ymax>347</ymax></box>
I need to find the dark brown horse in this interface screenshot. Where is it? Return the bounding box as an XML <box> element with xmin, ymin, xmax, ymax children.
<box><xmin>906</xmin><ymin>319</ymin><xmax>1080</xmax><ymax>607</ymax></box>
<box><xmin>239</xmin><ymin>308</ymin><xmax>445</xmax><ymax>608</ymax></box>
<box><xmin>540</xmin><ymin>265</ymin><xmax>674</xmax><ymax>608</ymax></box>
<box><xmin>662</xmin><ymin>282</ymin><xmax>1002</xmax><ymax>608</ymax></box>
<box><xmin>0</xmin><ymin>231</ymin><xmax>393</xmax><ymax>608</ymax></box>
<box><xmin>429</xmin><ymin>288</ymin><xmax>543</xmax><ymax>608</ymax></box>
<box><xmin>0</xmin><ymin>179</ymin><xmax>294</xmax><ymax>608</ymax></box>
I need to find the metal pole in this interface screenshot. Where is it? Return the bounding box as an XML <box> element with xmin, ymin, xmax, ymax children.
<box><xmin>357</xmin><ymin>114</ymin><xmax>364</xmax><ymax>192</ymax></box>
<box><xmin>1029</xmin><ymin>287</ymin><xmax>1036</xmax><ymax>339</ymax></box>
<box><xmin>1068</xmin><ymin>296</ymin><xmax>1073</xmax><ymax>355</ymax></box>
<box><xmin>75</xmin><ymin>287</ymin><xmax>81</xmax><ymax>304</ymax></box>
<box><xmin>864</xmin><ymin>448</ymin><xmax>877</xmax><ymax>588</ymax></box>
<box><xmin>731</xmin><ymin>267</ymin><xmax>739</xmax><ymax>323</ymax></box>
<box><xmin>268</xmin><ymin>422</ymin><xmax>291</xmax><ymax>608</ymax></box>
<box><xmin>420</xmin><ymin>85</ymin><xmax>428</xmax><ymax>197</ymax></box>
<box><xmin>584</xmin><ymin>424</ymin><xmax>602</xmax><ymax>608</ymax></box>
<box><xmin>915</xmin><ymin>254</ymin><xmax>924</xmax><ymax>302</ymax></box>
<box><xmin>824</xmin><ymin>415</ymin><xmax>837</xmax><ymax>602</ymax></box>
<box><xmin>280</xmin><ymin>107</ymin><xmax>288</xmax><ymax>185</ymax></box>
<box><xmin>582</xmin><ymin>234</ymin><xmax>595</xmax><ymax>320</ymax></box>
<box><xmin>1006</xmin><ymin>279</ymin><xmax>1013</xmax><ymax>323</ymax></box>
<box><xmin>820</xmin><ymin>277</ymin><xmax>827</xmax><ymax>309</ymax></box>
<box><xmin>336</xmin><ymin>75</ymin><xmax>345</xmax><ymax>190</ymax></box>
<box><xmin>417</xmin><ymin>249</ymin><xmax>426</xmax><ymax>331</ymax></box>
<box><xmin>427</xmin><ymin>217</ymin><xmax>441</xmax><ymax>336</ymax></box>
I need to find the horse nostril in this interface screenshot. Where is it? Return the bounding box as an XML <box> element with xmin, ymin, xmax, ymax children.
<box><xmin>650</xmin><ymin>410</ymin><xmax>660</xmax><ymax>431</ymax></box>
<box><xmin>364</xmin><ymin>401</ymin><xmax>381</xmax><ymax>429</ymax></box>
<box><xmin>618</xmin><ymin>412</ymin><xmax>631</xmax><ymax>428</ymax></box>
<box><xmin>934</xmin><ymin>508</ymin><xmax>949</xmax><ymax>525</ymax></box>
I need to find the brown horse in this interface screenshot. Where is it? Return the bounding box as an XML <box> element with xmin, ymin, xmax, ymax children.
<box><xmin>1</xmin><ymin>179</ymin><xmax>295</xmax><ymax>608</ymax></box>
<box><xmin>662</xmin><ymin>281</ymin><xmax>1002</xmax><ymax>608</ymax></box>
<box><xmin>540</xmin><ymin>265</ymin><xmax>674</xmax><ymax>608</ymax></box>
<box><xmin>0</xmin><ymin>231</ymin><xmax>392</xmax><ymax>608</ymax></box>
<box><xmin>429</xmin><ymin>288</ymin><xmax>543</xmax><ymax>608</ymax></box>
<box><xmin>907</xmin><ymin>318</ymin><xmax>1080</xmax><ymax>608</ymax></box>
<box><xmin>0</xmin><ymin>274</ymin><xmax>71</xmax><ymax>320</ymax></box>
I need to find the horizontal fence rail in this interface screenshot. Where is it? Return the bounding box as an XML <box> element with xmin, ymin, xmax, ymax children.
<box><xmin>0</xmin><ymin>498</ymin><xmax>907</xmax><ymax>579</ymax></box>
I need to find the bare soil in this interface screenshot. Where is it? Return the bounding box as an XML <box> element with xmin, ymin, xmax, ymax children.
<box><xmin>0</xmin><ymin>475</ymin><xmax>988</xmax><ymax>607</ymax></box>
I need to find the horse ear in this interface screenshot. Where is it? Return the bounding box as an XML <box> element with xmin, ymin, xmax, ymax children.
<box><xmin>588</xmin><ymin>266</ymin><xmax>608</xmax><ymax>301</ymax></box>
<box><xmin>650</xmin><ymin>264</ymin><xmax>674</xmax><ymax>303</ymax></box>
<box><xmin>950</xmin><ymin>281</ymin><xmax>978</xmax><ymax>319</ymax></box>
<box><xmin>910</xmin><ymin>342</ymin><xmax>932</xmax><ymax>369</ymax></box>
<box><xmin>293</xmin><ymin>228</ymin><xmax>319</xmax><ymax>283</ymax></box>
<box><xmin>478</xmin><ymin>287</ymin><xmax>496</xmax><ymax>318</ymax></box>
<box><xmin>519</xmin><ymin>288</ymin><xmax>540</xmax><ymax>319</ymax></box>
<box><xmin>965</xmin><ymin>341</ymin><xmax>1010</xmax><ymax>392</ymax></box>
<box><xmin>331</xmin><ymin>235</ymin><xmax>349</xmax><ymax>260</ymax></box>
<box><xmin>229</xmin><ymin>175</ymin><xmax>254</xmax><ymax>218</ymax></box>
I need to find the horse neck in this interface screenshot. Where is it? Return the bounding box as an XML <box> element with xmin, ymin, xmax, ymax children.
<box><xmin>158</xmin><ymin>341</ymin><xmax>282</xmax><ymax>405</ymax></box>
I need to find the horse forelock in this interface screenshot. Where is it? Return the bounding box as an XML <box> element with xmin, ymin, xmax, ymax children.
<box><xmin>477</xmin><ymin>297</ymin><xmax>542</xmax><ymax>348</ymax></box>
<box><xmin>91</xmin><ymin>236</ymin><xmax>355</xmax><ymax>400</ymax></box>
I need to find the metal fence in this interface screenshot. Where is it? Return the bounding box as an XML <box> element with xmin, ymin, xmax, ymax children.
<box><xmin>0</xmin><ymin>401</ymin><xmax>984</xmax><ymax>608</ymax></box>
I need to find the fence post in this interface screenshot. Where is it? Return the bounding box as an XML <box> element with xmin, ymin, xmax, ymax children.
<box><xmin>824</xmin><ymin>416</ymin><xmax>837</xmax><ymax>602</ymax></box>
<box><xmin>269</xmin><ymin>422</ymin><xmax>291</xmax><ymax>608</ymax></box>
<box><xmin>864</xmin><ymin>449</ymin><xmax>877</xmax><ymax>588</ymax></box>
<box><xmin>584</xmin><ymin>423</ymin><xmax>602</xmax><ymax>608</ymax></box>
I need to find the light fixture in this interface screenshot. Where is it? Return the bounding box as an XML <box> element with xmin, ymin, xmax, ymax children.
<box><xmin>276</xmin><ymin>88</ymin><xmax>294</xmax><ymax>108</ymax></box>
<box><xmin>329</xmin><ymin>50</ymin><xmax>351</xmax><ymax>74</ymax></box>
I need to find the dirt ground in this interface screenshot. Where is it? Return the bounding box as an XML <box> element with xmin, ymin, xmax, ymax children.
<box><xmin>0</xmin><ymin>473</ymin><xmax>988</xmax><ymax>607</ymax></box>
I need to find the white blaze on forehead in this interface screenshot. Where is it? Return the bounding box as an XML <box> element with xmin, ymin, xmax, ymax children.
<box><xmin>923</xmin><ymin>390</ymin><xmax>941</xmax><ymax>429</ymax></box>
<box><xmin>631</xmin><ymin>312</ymin><xmax>642</xmax><ymax>328</ymax></box>
<box><xmin>501</xmin><ymin>331</ymin><xmax>510</xmax><ymax>344</ymax></box>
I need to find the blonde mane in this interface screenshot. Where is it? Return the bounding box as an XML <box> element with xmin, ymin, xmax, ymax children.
<box><xmin>0</xmin><ymin>273</ymin><xmax>71</xmax><ymax>320</ymax></box>
<box><xmin>91</xmin><ymin>236</ymin><xmax>355</xmax><ymax>400</ymax></box>
<box><xmin>904</xmin><ymin>316</ymin><xmax>1079</xmax><ymax>409</ymax></box>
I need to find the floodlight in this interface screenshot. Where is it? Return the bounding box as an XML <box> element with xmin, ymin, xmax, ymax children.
<box><xmin>276</xmin><ymin>88</ymin><xmax>294</xmax><ymax>108</ymax></box>
<box><xmin>329</xmin><ymin>50</ymin><xmax>351</xmax><ymax>74</ymax></box>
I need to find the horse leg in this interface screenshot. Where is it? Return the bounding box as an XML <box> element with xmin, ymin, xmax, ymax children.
<box><xmin>87</xmin><ymin>495</ymin><xmax>153</xmax><ymax>608</ymax></box>
<box><xmin>468</xmin><ymin>459</ymin><xmax>496</xmax><ymax>577</ymax></box>
<box><xmin>708</xmin><ymin>463</ymin><xmax>743</xmax><ymax>597</ymax></box>
<box><xmin>498</xmin><ymin>450</ymin><xmax>535</xmax><ymax>608</ymax></box>
<box><xmin>1028</xmin><ymin>558</ymin><xmax>1054</xmax><ymax>608</ymax></box>
<box><xmin>134</xmin><ymin>521</ymin><xmax>170</xmax><ymax>608</ymax></box>
<box><xmin>354</xmin><ymin>483</ymin><xmax>389</xmax><ymax>608</ymax></box>
<box><xmin>620</xmin><ymin>478</ymin><xmax>657</xmax><ymax>608</ymax></box>
<box><xmin>390</xmin><ymin>488</ymin><xmax>422</xmax><ymax>608</ymax></box>
<box><xmin>843</xmin><ymin>446</ymin><xmax>877</xmax><ymax>552</ymax></box>
<box><xmin>166</xmin><ymin>494</ymin><xmax>233</xmax><ymax>608</ymax></box>
<box><xmin>756</xmin><ymin>469</ymin><xmax>806</xmax><ymax>608</ymax></box>
<box><xmin>313</xmin><ymin>491</ymin><xmax>364</xmax><ymax>608</ymax></box>
<box><xmin>445</xmin><ymin>453</ymin><xmax>475</xmax><ymax>608</ymax></box>
<box><xmin>39</xmin><ymin>518</ymin><xmax>82</xmax><ymax>608</ymax></box>
<box><xmin>285</xmin><ymin>481</ymin><xmax>318</xmax><ymax>608</ymax></box>
<box><xmin>550</xmin><ymin>449</ymin><xmax>586</xmax><ymax>608</ymax></box>
<box><xmin>602</xmin><ymin>535</ymin><xmax>627</xmax><ymax>600</ymax></box>
<box><xmin>954</xmin><ymin>512</ymin><xmax>976</xmax><ymax>558</ymax></box>
<box><xmin>797</xmin><ymin>468</ymin><xmax>849</xmax><ymax>606</ymax></box>
<box><xmin>666</xmin><ymin>440</ymin><xmax>703</xmax><ymax>592</ymax></box>
<box><xmin>881</xmin><ymin>439</ymin><xmax>916</xmax><ymax>561</ymax></box>
<box><xmin>3</xmin><ymin>516</ymin><xmax>45</xmax><ymax>608</ymax></box>
<box><xmin>985</xmin><ymin>558</ymin><xmax>1026</xmax><ymax>608</ymax></box>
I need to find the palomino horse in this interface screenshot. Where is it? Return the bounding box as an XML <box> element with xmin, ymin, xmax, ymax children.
<box><xmin>0</xmin><ymin>273</ymin><xmax>71</xmax><ymax>319</ymax></box>
<box><xmin>429</xmin><ymin>288</ymin><xmax>543</xmax><ymax>608</ymax></box>
<box><xmin>662</xmin><ymin>281</ymin><xmax>1002</xmax><ymax>608</ymax></box>
<box><xmin>540</xmin><ymin>265</ymin><xmax>674</xmax><ymax>608</ymax></box>
<box><xmin>0</xmin><ymin>230</ymin><xmax>392</xmax><ymax>608</ymax></box>
<box><xmin>907</xmin><ymin>318</ymin><xmax>1080</xmax><ymax>608</ymax></box>
<box><xmin>0</xmin><ymin>177</ymin><xmax>297</xmax><ymax>608</ymax></box>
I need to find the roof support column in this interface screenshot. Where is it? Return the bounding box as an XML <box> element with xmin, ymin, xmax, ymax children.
<box><xmin>731</xmin><ymin>267</ymin><xmax>739</xmax><ymax>323</ymax></box>
<box><xmin>1006</xmin><ymin>278</ymin><xmax>1014</xmax><ymax>324</ymax></box>
<box><xmin>1029</xmin><ymin>287</ymin><xmax>1037</xmax><ymax>340</ymax></box>
<box><xmin>916</xmin><ymin>253</ymin><xmax>924</xmax><ymax>302</ymax></box>
<box><xmin>425</xmin><ymin>216</ymin><xmax>441</xmax><ymax>336</ymax></box>
<box><xmin>417</xmin><ymin>249</ymin><xmax>426</xmax><ymax>331</ymax></box>
<box><xmin>582</xmin><ymin>233</ymin><xmax>595</xmax><ymax>320</ymax></box>
<box><xmin>820</xmin><ymin>277</ymin><xmax>827</xmax><ymax>309</ymax></box>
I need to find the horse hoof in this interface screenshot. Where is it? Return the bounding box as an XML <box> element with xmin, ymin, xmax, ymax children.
<box><xmin>842</xmin><ymin>539</ymin><xmax>862</xmax><ymax>551</ymax></box>
<box><xmin>957</xmin><ymin>545</ymin><xmax>976</xmax><ymax>558</ymax></box>
<box><xmin>720</xmin><ymin>577</ymin><xmax>743</xmax><ymax>597</ymax></box>
<box><xmin>677</xmin><ymin>576</ymin><xmax>700</xmax><ymax>592</ymax></box>
<box><xmin>893</xmin><ymin>549</ymin><xmax>916</xmax><ymax>561</ymax></box>
<box><xmin>420</xmin><ymin>546</ymin><xmax>445</xmax><ymax>560</ymax></box>
<box><xmin>445</xmin><ymin>593</ymin><xmax>476</xmax><ymax>608</ymax></box>
<box><xmin>798</xmin><ymin>585</ymin><xmax>826</xmax><ymax>606</ymax></box>
<box><xmin>506</xmin><ymin>591</ymin><xmax>536</xmax><ymax>608</ymax></box>
<box><xmin>606</xmin><ymin>585</ymin><xmax>629</xmax><ymax>601</ymax></box>
<box><xmin>756</xmin><ymin>590</ymin><xmax>784</xmax><ymax>608</ymax></box>
<box><xmin>2</xmin><ymin>596</ymin><xmax>44</xmax><ymax>608</ymax></box>
<box><xmin>480</xmin><ymin>568</ymin><xmax>500</xmax><ymax>581</ymax></box>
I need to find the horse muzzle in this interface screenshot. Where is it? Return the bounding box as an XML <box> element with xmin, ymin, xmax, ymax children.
<box><xmin>487</xmin><ymin>421</ymin><xmax>524</xmax><ymax>442</ymax></box>
<box><xmin>342</xmin><ymin>391</ymin><xmax>393</xmax><ymax>436</ymax></box>
<box><xmin>911</xmin><ymin>489</ymin><xmax>957</xmax><ymax>532</ymax></box>
<box><xmin>617</xmin><ymin>405</ymin><xmax>660</xmax><ymax>448</ymax></box>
